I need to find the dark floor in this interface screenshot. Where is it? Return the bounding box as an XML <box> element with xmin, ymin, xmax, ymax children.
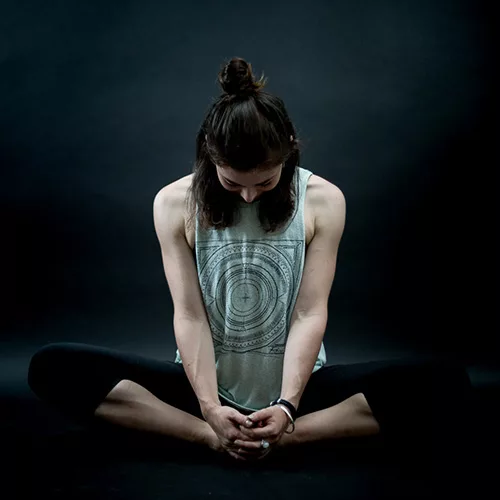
<box><xmin>4</xmin><ymin>304</ymin><xmax>499</xmax><ymax>499</ymax></box>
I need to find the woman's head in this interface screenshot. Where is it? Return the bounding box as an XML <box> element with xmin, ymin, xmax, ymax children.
<box><xmin>186</xmin><ymin>57</ymin><xmax>303</xmax><ymax>233</ymax></box>
<box><xmin>215</xmin><ymin>159</ymin><xmax>284</xmax><ymax>204</ymax></box>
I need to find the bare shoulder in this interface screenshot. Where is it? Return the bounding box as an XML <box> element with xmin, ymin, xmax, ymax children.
<box><xmin>157</xmin><ymin>174</ymin><xmax>193</xmax><ymax>203</ymax></box>
<box><xmin>153</xmin><ymin>174</ymin><xmax>193</xmax><ymax>234</ymax></box>
<box><xmin>309</xmin><ymin>174</ymin><xmax>346</xmax><ymax>225</ymax></box>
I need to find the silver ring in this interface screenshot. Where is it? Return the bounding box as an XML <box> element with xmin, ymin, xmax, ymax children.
<box><xmin>261</xmin><ymin>439</ymin><xmax>270</xmax><ymax>449</ymax></box>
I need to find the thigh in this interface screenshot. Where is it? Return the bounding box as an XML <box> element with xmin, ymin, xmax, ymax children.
<box><xmin>28</xmin><ymin>342</ymin><xmax>204</xmax><ymax>424</ymax></box>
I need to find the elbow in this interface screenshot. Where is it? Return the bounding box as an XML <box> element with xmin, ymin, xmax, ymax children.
<box><xmin>291</xmin><ymin>308</ymin><xmax>328</xmax><ymax>329</ymax></box>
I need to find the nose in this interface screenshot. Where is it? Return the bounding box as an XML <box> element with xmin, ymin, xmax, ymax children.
<box><xmin>241</xmin><ymin>189</ymin><xmax>259</xmax><ymax>203</ymax></box>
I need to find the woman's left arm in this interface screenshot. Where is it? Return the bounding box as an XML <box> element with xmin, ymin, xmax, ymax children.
<box><xmin>280</xmin><ymin>182</ymin><xmax>346</xmax><ymax>409</ymax></box>
<box><xmin>279</xmin><ymin>314</ymin><xmax>328</xmax><ymax>409</ymax></box>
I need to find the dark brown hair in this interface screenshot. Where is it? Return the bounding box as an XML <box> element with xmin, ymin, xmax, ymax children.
<box><xmin>185</xmin><ymin>57</ymin><xmax>303</xmax><ymax>234</ymax></box>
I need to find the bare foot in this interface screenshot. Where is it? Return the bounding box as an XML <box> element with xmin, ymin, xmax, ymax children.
<box><xmin>203</xmin><ymin>424</ymin><xmax>224</xmax><ymax>453</ymax></box>
<box><xmin>276</xmin><ymin>430</ymin><xmax>297</xmax><ymax>449</ymax></box>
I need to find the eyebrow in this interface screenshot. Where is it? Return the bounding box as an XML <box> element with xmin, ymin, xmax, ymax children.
<box><xmin>222</xmin><ymin>175</ymin><xmax>275</xmax><ymax>187</ymax></box>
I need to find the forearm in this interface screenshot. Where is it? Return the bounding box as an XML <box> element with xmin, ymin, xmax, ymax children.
<box><xmin>174</xmin><ymin>315</ymin><xmax>221</xmax><ymax>417</ymax></box>
<box><xmin>279</xmin><ymin>314</ymin><xmax>327</xmax><ymax>410</ymax></box>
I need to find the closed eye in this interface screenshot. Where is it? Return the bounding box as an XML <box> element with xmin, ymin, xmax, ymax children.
<box><xmin>226</xmin><ymin>181</ymin><xmax>272</xmax><ymax>187</ymax></box>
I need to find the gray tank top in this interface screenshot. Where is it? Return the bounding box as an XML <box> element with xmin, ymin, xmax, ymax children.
<box><xmin>175</xmin><ymin>166</ymin><xmax>327</xmax><ymax>412</ymax></box>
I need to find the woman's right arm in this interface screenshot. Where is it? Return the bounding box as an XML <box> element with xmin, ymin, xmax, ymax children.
<box><xmin>153</xmin><ymin>185</ymin><xmax>221</xmax><ymax>418</ymax></box>
<box><xmin>174</xmin><ymin>316</ymin><xmax>222</xmax><ymax>417</ymax></box>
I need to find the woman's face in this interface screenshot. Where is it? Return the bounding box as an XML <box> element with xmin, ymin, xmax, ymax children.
<box><xmin>216</xmin><ymin>164</ymin><xmax>283</xmax><ymax>204</ymax></box>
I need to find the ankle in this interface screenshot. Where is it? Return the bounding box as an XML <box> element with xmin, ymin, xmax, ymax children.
<box><xmin>200</xmin><ymin>423</ymin><xmax>222</xmax><ymax>452</ymax></box>
<box><xmin>278</xmin><ymin>428</ymin><xmax>300</xmax><ymax>448</ymax></box>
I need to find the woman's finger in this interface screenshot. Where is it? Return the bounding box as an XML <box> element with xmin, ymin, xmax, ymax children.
<box><xmin>228</xmin><ymin>451</ymin><xmax>246</xmax><ymax>460</ymax></box>
<box><xmin>234</xmin><ymin>439</ymin><xmax>262</xmax><ymax>450</ymax></box>
<box><xmin>240</xmin><ymin>425</ymin><xmax>272</xmax><ymax>440</ymax></box>
<box><xmin>238</xmin><ymin>426</ymin><xmax>254</xmax><ymax>438</ymax></box>
<box><xmin>235</xmin><ymin>448</ymin><xmax>269</xmax><ymax>460</ymax></box>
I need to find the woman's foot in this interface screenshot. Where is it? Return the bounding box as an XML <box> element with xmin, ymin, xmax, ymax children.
<box><xmin>276</xmin><ymin>431</ymin><xmax>296</xmax><ymax>449</ymax></box>
<box><xmin>203</xmin><ymin>424</ymin><xmax>225</xmax><ymax>453</ymax></box>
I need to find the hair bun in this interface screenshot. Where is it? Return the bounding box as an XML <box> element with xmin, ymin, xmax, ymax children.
<box><xmin>218</xmin><ymin>57</ymin><xmax>267</xmax><ymax>97</ymax></box>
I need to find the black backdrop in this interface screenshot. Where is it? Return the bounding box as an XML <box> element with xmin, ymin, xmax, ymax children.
<box><xmin>1</xmin><ymin>0</ymin><xmax>497</xmax><ymax>364</ymax></box>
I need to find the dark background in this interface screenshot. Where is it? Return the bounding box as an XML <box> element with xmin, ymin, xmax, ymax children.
<box><xmin>1</xmin><ymin>0</ymin><xmax>497</xmax><ymax>369</ymax></box>
<box><xmin>1</xmin><ymin>2</ymin><xmax>498</xmax><ymax>498</ymax></box>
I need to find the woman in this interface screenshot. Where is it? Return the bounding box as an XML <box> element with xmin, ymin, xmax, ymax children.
<box><xmin>28</xmin><ymin>57</ymin><xmax>472</xmax><ymax>465</ymax></box>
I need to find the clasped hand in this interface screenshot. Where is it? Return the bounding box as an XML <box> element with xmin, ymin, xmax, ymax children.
<box><xmin>204</xmin><ymin>404</ymin><xmax>291</xmax><ymax>461</ymax></box>
<box><xmin>232</xmin><ymin>405</ymin><xmax>290</xmax><ymax>460</ymax></box>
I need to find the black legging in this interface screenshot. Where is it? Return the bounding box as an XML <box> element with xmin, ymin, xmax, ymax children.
<box><xmin>27</xmin><ymin>342</ymin><xmax>472</xmax><ymax>458</ymax></box>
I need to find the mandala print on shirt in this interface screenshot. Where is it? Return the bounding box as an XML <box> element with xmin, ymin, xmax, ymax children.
<box><xmin>197</xmin><ymin>240</ymin><xmax>304</xmax><ymax>357</ymax></box>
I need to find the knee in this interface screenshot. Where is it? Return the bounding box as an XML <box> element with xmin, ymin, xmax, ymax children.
<box><xmin>27</xmin><ymin>342</ymin><xmax>79</xmax><ymax>395</ymax></box>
